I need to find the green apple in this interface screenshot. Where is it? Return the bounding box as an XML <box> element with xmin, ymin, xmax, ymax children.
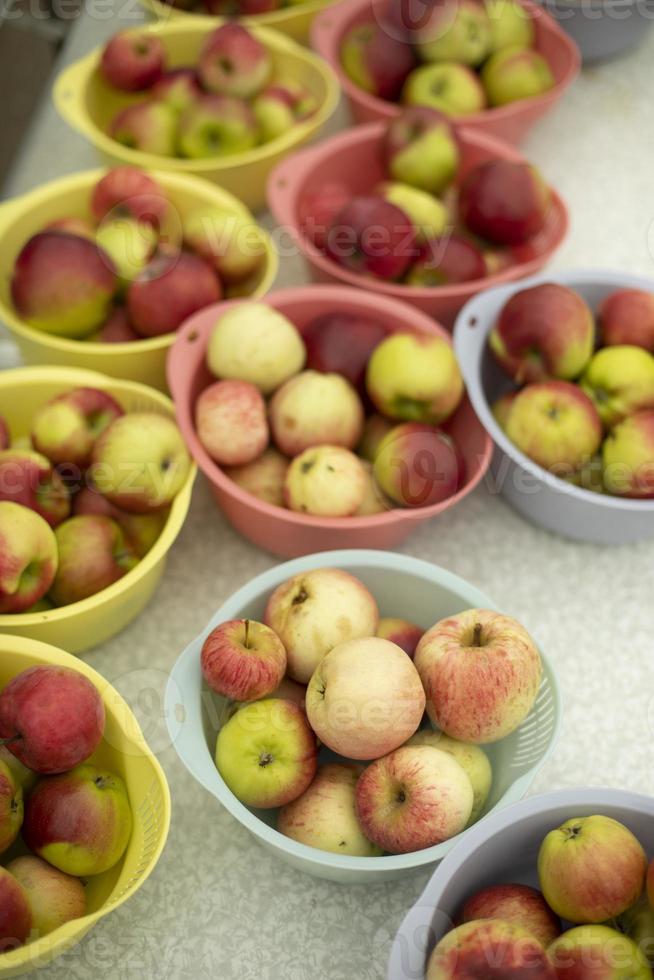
<box><xmin>491</xmin><ymin>391</ymin><xmax>517</xmax><ymax>431</ymax></box>
<box><xmin>0</xmin><ymin>744</ymin><xmax>37</xmax><ymax>793</ymax></box>
<box><xmin>618</xmin><ymin>893</ymin><xmax>654</xmax><ymax>967</ymax></box>
<box><xmin>549</xmin><ymin>925</ymin><xmax>651</xmax><ymax>979</ymax></box>
<box><xmin>482</xmin><ymin>45</ymin><xmax>555</xmax><ymax>107</ymax></box>
<box><xmin>406</xmin><ymin>730</ymin><xmax>491</xmax><ymax>824</ymax></box>
<box><xmin>383</xmin><ymin>107</ymin><xmax>460</xmax><ymax>195</ymax></box>
<box><xmin>215</xmin><ymin>698</ymin><xmax>318</xmax><ymax>808</ymax></box>
<box><xmin>403</xmin><ymin>62</ymin><xmax>487</xmax><ymax>116</ymax></box>
<box><xmin>0</xmin><ymin>758</ymin><xmax>23</xmax><ymax>854</ymax></box>
<box><xmin>183</xmin><ymin>207</ymin><xmax>266</xmax><ymax>284</ymax></box>
<box><xmin>177</xmin><ymin>95</ymin><xmax>258</xmax><ymax>159</ymax></box>
<box><xmin>0</xmin><ymin>501</ymin><xmax>58</xmax><ymax>614</ymax></box>
<box><xmin>376</xmin><ymin>182</ymin><xmax>448</xmax><ymax>242</ymax></box>
<box><xmin>486</xmin><ymin>0</ymin><xmax>535</xmax><ymax>51</ymax></box>
<box><xmin>603</xmin><ymin>410</ymin><xmax>654</xmax><ymax>498</ymax></box>
<box><xmin>416</xmin><ymin>0</ymin><xmax>491</xmax><ymax>65</ymax></box>
<box><xmin>95</xmin><ymin>217</ymin><xmax>158</xmax><ymax>291</ymax></box>
<box><xmin>581</xmin><ymin>346</ymin><xmax>654</xmax><ymax>427</ymax></box>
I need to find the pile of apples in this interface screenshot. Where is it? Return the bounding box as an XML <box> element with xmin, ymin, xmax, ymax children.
<box><xmin>10</xmin><ymin>166</ymin><xmax>266</xmax><ymax>342</ymax></box>
<box><xmin>426</xmin><ymin>815</ymin><xmax>654</xmax><ymax>978</ymax></box>
<box><xmin>156</xmin><ymin>0</ymin><xmax>312</xmax><ymax>16</ymax></box>
<box><xmin>299</xmin><ymin>106</ymin><xmax>553</xmax><ymax>288</ymax></box>
<box><xmin>194</xmin><ymin>301</ymin><xmax>468</xmax><ymax>516</ymax></box>
<box><xmin>0</xmin><ymin>664</ymin><xmax>133</xmax><ymax>953</ymax></box>
<box><xmin>490</xmin><ymin>283</ymin><xmax>654</xmax><ymax>498</ymax></box>
<box><xmin>340</xmin><ymin>0</ymin><xmax>554</xmax><ymax>116</ymax></box>
<box><xmin>100</xmin><ymin>24</ymin><xmax>317</xmax><ymax>159</ymax></box>
<box><xmin>199</xmin><ymin>566</ymin><xmax>544</xmax><ymax>857</ymax></box>
<box><xmin>0</xmin><ymin>386</ymin><xmax>191</xmax><ymax>615</ymax></box>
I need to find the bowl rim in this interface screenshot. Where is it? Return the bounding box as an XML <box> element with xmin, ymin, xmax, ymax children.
<box><xmin>266</xmin><ymin>122</ymin><xmax>570</xmax><ymax>301</ymax></box>
<box><xmin>453</xmin><ymin>267</ymin><xmax>654</xmax><ymax>514</ymax></box>
<box><xmin>310</xmin><ymin>0</ymin><xmax>581</xmax><ymax>125</ymax></box>
<box><xmin>167</xmin><ymin>283</ymin><xmax>494</xmax><ymax>530</ymax></box>
<box><xmin>52</xmin><ymin>19</ymin><xmax>341</xmax><ymax>175</ymax></box>
<box><xmin>140</xmin><ymin>0</ymin><xmax>336</xmax><ymax>25</ymax></box>
<box><xmin>0</xmin><ymin>633</ymin><xmax>171</xmax><ymax>971</ymax></box>
<box><xmin>0</xmin><ymin>167</ymin><xmax>278</xmax><ymax>356</ymax></box>
<box><xmin>0</xmin><ymin>365</ymin><xmax>197</xmax><ymax>630</ymax></box>
<box><xmin>166</xmin><ymin>548</ymin><xmax>563</xmax><ymax>874</ymax></box>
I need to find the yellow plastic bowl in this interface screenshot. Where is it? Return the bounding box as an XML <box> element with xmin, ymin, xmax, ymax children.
<box><xmin>0</xmin><ymin>634</ymin><xmax>171</xmax><ymax>979</ymax></box>
<box><xmin>52</xmin><ymin>19</ymin><xmax>340</xmax><ymax>211</ymax></box>
<box><xmin>0</xmin><ymin>365</ymin><xmax>196</xmax><ymax>654</ymax></box>
<box><xmin>139</xmin><ymin>0</ymin><xmax>337</xmax><ymax>45</ymax></box>
<box><xmin>0</xmin><ymin>168</ymin><xmax>278</xmax><ymax>391</ymax></box>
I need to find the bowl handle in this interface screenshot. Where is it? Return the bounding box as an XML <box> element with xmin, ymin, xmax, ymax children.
<box><xmin>52</xmin><ymin>57</ymin><xmax>97</xmax><ymax>139</ymax></box>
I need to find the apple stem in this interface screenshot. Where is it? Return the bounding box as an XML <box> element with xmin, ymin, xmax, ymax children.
<box><xmin>0</xmin><ymin>735</ymin><xmax>21</xmax><ymax>748</ymax></box>
<box><xmin>472</xmin><ymin>622</ymin><xmax>483</xmax><ymax>647</ymax></box>
<box><xmin>244</xmin><ymin>619</ymin><xmax>250</xmax><ymax>649</ymax></box>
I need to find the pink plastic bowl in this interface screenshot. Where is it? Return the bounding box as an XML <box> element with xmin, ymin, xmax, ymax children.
<box><xmin>167</xmin><ymin>285</ymin><xmax>492</xmax><ymax>557</ymax></box>
<box><xmin>310</xmin><ymin>0</ymin><xmax>580</xmax><ymax>144</ymax></box>
<box><xmin>267</xmin><ymin>123</ymin><xmax>569</xmax><ymax>327</ymax></box>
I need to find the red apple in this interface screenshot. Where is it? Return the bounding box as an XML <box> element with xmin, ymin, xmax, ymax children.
<box><xmin>0</xmin><ymin>758</ymin><xmax>23</xmax><ymax>854</ymax></box>
<box><xmin>376</xmin><ymin>617</ymin><xmax>423</xmax><ymax>657</ymax></box>
<box><xmin>327</xmin><ymin>196</ymin><xmax>417</xmax><ymax>281</ymax></box>
<box><xmin>127</xmin><ymin>250</ymin><xmax>222</xmax><ymax>337</ymax></box>
<box><xmin>340</xmin><ymin>21</ymin><xmax>416</xmax><ymax>100</ymax></box>
<box><xmin>647</xmin><ymin>858</ymin><xmax>654</xmax><ymax>909</ymax></box>
<box><xmin>303</xmin><ymin>312</ymin><xmax>387</xmax><ymax>394</ymax></box>
<box><xmin>224</xmin><ymin>447</ymin><xmax>288</xmax><ymax>508</ymax></box>
<box><xmin>299</xmin><ymin>182</ymin><xmax>352</xmax><ymax>251</ymax></box>
<box><xmin>6</xmin><ymin>856</ymin><xmax>86</xmax><ymax>938</ymax></box>
<box><xmin>373</xmin><ymin>422</ymin><xmax>464</xmax><ymax>508</ymax></box>
<box><xmin>201</xmin><ymin>619</ymin><xmax>286</xmax><ymax>701</ymax></box>
<box><xmin>382</xmin><ymin>106</ymin><xmax>460</xmax><ymax>196</ymax></box>
<box><xmin>0</xmin><ymin>450</ymin><xmax>70</xmax><ymax>527</ymax></box>
<box><xmin>49</xmin><ymin>515</ymin><xmax>139</xmax><ymax>606</ymax></box>
<box><xmin>72</xmin><ymin>485</ymin><xmax>166</xmax><ymax>558</ymax></box>
<box><xmin>100</xmin><ymin>31</ymin><xmax>166</xmax><ymax>91</ymax></box>
<box><xmin>0</xmin><ymin>867</ymin><xmax>31</xmax><ymax>952</ymax></box>
<box><xmin>91</xmin><ymin>167</ymin><xmax>168</xmax><ymax>228</ymax></box>
<box><xmin>0</xmin><ymin>664</ymin><xmax>105</xmax><ymax>774</ymax></box>
<box><xmin>195</xmin><ymin>379</ymin><xmax>269</xmax><ymax>467</ymax></box>
<box><xmin>110</xmin><ymin>102</ymin><xmax>177</xmax><ymax>157</ymax></box>
<box><xmin>427</xmin><ymin>920</ymin><xmax>556</xmax><ymax>979</ymax></box>
<box><xmin>96</xmin><ymin>306</ymin><xmax>141</xmax><ymax>343</ymax></box>
<box><xmin>151</xmin><ymin>67</ymin><xmax>202</xmax><ymax>114</ymax></box>
<box><xmin>0</xmin><ymin>502</ymin><xmax>58</xmax><ymax>614</ymax></box>
<box><xmin>0</xmin><ymin>416</ymin><xmax>9</xmax><ymax>451</ymax></box>
<box><xmin>600</xmin><ymin>289</ymin><xmax>654</xmax><ymax>352</ymax></box>
<box><xmin>32</xmin><ymin>386</ymin><xmax>124</xmax><ymax>469</ymax></box>
<box><xmin>459</xmin><ymin>160</ymin><xmax>551</xmax><ymax>245</ymax></box>
<box><xmin>406</xmin><ymin>234</ymin><xmax>486</xmax><ymax>286</ymax></box>
<box><xmin>460</xmin><ymin>883</ymin><xmax>561</xmax><ymax>947</ymax></box>
<box><xmin>198</xmin><ymin>23</ymin><xmax>271</xmax><ymax>99</ymax></box>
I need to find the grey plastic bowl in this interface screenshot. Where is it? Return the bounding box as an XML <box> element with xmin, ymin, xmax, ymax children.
<box><xmin>538</xmin><ymin>0</ymin><xmax>654</xmax><ymax>62</ymax></box>
<box><xmin>388</xmin><ymin>787</ymin><xmax>654</xmax><ymax>980</ymax></box>
<box><xmin>454</xmin><ymin>269</ymin><xmax>654</xmax><ymax>545</ymax></box>
<box><xmin>165</xmin><ymin>550</ymin><xmax>561</xmax><ymax>884</ymax></box>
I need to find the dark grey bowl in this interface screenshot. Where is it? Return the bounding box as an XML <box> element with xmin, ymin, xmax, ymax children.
<box><xmin>539</xmin><ymin>0</ymin><xmax>654</xmax><ymax>62</ymax></box>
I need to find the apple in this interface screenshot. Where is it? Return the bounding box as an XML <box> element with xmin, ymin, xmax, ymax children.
<box><xmin>0</xmin><ymin>417</ymin><xmax>9</xmax><ymax>451</ymax></box>
<box><xmin>488</xmin><ymin>0</ymin><xmax>535</xmax><ymax>51</ymax></box>
<box><xmin>201</xmin><ymin>619</ymin><xmax>286</xmax><ymax>701</ymax></box>
<box><xmin>581</xmin><ymin>346</ymin><xmax>654</xmax><ymax>428</ymax></box>
<box><xmin>100</xmin><ymin>31</ymin><xmax>166</xmax><ymax>91</ymax></box>
<box><xmin>127</xmin><ymin>249</ymin><xmax>222</xmax><ymax>338</ymax></box>
<box><xmin>358</xmin><ymin>414</ymin><xmax>394</xmax><ymax>462</ymax></box>
<box><xmin>0</xmin><ymin>502</ymin><xmax>58</xmax><ymax>614</ymax></box>
<box><xmin>406</xmin><ymin>730</ymin><xmax>491</xmax><ymax>824</ymax></box>
<box><xmin>490</xmin><ymin>283</ymin><xmax>595</xmax><ymax>383</ymax></box>
<box><xmin>95</xmin><ymin>216</ymin><xmax>158</xmax><ymax>289</ymax></box>
<box><xmin>207</xmin><ymin>302</ymin><xmax>306</xmax><ymax>394</ymax></box>
<box><xmin>151</xmin><ymin>67</ymin><xmax>202</xmax><ymax>114</ymax></box>
<box><xmin>376</xmin><ymin>617</ymin><xmax>423</xmax><ymax>657</ymax></box>
<box><xmin>72</xmin><ymin>485</ymin><xmax>166</xmax><ymax>558</ymax></box>
<box><xmin>356</xmin><ymin>460</ymin><xmax>389</xmax><ymax>515</ymax></box>
<box><xmin>600</xmin><ymin>289</ymin><xmax>654</xmax><ymax>352</ymax></box>
<box><xmin>327</xmin><ymin>196</ymin><xmax>417</xmax><ymax>281</ymax></box>
<box><xmin>366</xmin><ymin>333</ymin><xmax>463</xmax><ymax>424</ymax></box>
<box><xmin>373</xmin><ymin>422</ymin><xmax>463</xmax><ymax>508</ymax></box>
<box><xmin>492</xmin><ymin>391</ymin><xmax>518</xmax><ymax>431</ymax></box>
<box><xmin>340</xmin><ymin>21</ymin><xmax>415</xmax><ymax>100</ymax></box>
<box><xmin>549</xmin><ymin>925</ymin><xmax>651</xmax><ymax>979</ymax></box>
<box><xmin>306</xmin><ymin>636</ymin><xmax>425</xmax><ymax>759</ymax></box>
<box><xmin>0</xmin><ymin>759</ymin><xmax>22</xmax><ymax>854</ymax></box>
<box><xmin>279</xmin><ymin>763</ymin><xmax>379</xmax><ymax>857</ymax></box>
<box><xmin>195</xmin><ymin>380</ymin><xmax>268</xmax><ymax>467</ymax></box>
<box><xmin>383</xmin><ymin>106</ymin><xmax>460</xmax><ymax>196</ymax></box>
<box><xmin>284</xmin><ymin>445</ymin><xmax>367</xmax><ymax>517</ymax></box>
<box><xmin>505</xmin><ymin>381</ymin><xmax>603</xmax><ymax>475</ymax></box>
<box><xmin>406</xmin><ymin>234</ymin><xmax>486</xmax><ymax>287</ymax></box>
<box><xmin>415</xmin><ymin>608</ymin><xmax>542</xmax><ymax>742</ymax></box>
<box><xmin>303</xmin><ymin>312</ymin><xmax>387</xmax><ymax>395</ymax></box>
<box><xmin>603</xmin><ymin>410</ymin><xmax>654</xmax><ymax>498</ymax></box>
<box><xmin>90</xmin><ymin>412</ymin><xmax>191</xmax><ymax>513</ymax></box>
<box><xmin>50</xmin><ymin>515</ymin><xmax>138</xmax><ymax>605</ymax></box>
<box><xmin>224</xmin><ymin>447</ymin><xmax>288</xmax><ymax>507</ymax></box>
<box><xmin>95</xmin><ymin>306</ymin><xmax>141</xmax><ymax>343</ymax></box>
<box><xmin>110</xmin><ymin>102</ymin><xmax>178</xmax><ymax>157</ymax></box>
<box><xmin>270</xmin><ymin>370</ymin><xmax>364</xmax><ymax>456</ymax></box>
<box><xmin>299</xmin><ymin>182</ymin><xmax>352</xmax><ymax>251</ymax></box>
<box><xmin>482</xmin><ymin>45</ymin><xmax>555</xmax><ymax>107</ymax></box>
<box><xmin>215</xmin><ymin>698</ymin><xmax>317</xmax><ymax>808</ymax></box>
<box><xmin>11</xmin><ymin>231</ymin><xmax>117</xmax><ymax>339</ymax></box>
<box><xmin>46</xmin><ymin>217</ymin><xmax>96</xmax><ymax>240</ymax></box>
<box><xmin>253</xmin><ymin>83</ymin><xmax>316</xmax><ymax>142</ymax></box>
<box><xmin>178</xmin><ymin>94</ymin><xmax>258</xmax><ymax>159</ymax></box>
<box><xmin>6</xmin><ymin>856</ymin><xmax>86</xmax><ymax>938</ymax></box>
<box><xmin>32</xmin><ymin>386</ymin><xmax>124</xmax><ymax>469</ymax></box>
<box><xmin>264</xmin><ymin>567</ymin><xmax>379</xmax><ymax>684</ymax></box>
<box><xmin>0</xmin><ymin>867</ymin><xmax>31</xmax><ymax>952</ymax></box>
<box><xmin>566</xmin><ymin>452</ymin><xmax>606</xmax><ymax>495</ymax></box>
<box><xmin>183</xmin><ymin>207</ymin><xmax>265</xmax><ymax>284</ymax></box>
<box><xmin>459</xmin><ymin>160</ymin><xmax>551</xmax><ymax>245</ymax></box>
<box><xmin>24</xmin><ymin>764</ymin><xmax>133</xmax><ymax>876</ymax></box>
<box><xmin>355</xmin><ymin>745</ymin><xmax>472</xmax><ymax>853</ymax></box>
<box><xmin>538</xmin><ymin>815</ymin><xmax>647</xmax><ymax>923</ymax></box>
<box><xmin>415</xmin><ymin>0</ymin><xmax>491</xmax><ymax>66</ymax></box>
<box><xmin>0</xmin><ymin>450</ymin><xmax>70</xmax><ymax>527</ymax></box>
<box><xmin>648</xmin><ymin>859</ymin><xmax>654</xmax><ymax>909</ymax></box>
<box><xmin>0</xmin><ymin>745</ymin><xmax>36</xmax><ymax>793</ymax></box>
<box><xmin>377</xmin><ymin>182</ymin><xmax>448</xmax><ymax>243</ymax></box>
<box><xmin>91</xmin><ymin>167</ymin><xmax>168</xmax><ymax>228</ymax></box>
<box><xmin>460</xmin><ymin>883</ymin><xmax>561</xmax><ymax>947</ymax></box>
<box><xmin>426</xmin><ymin>919</ymin><xmax>557</xmax><ymax>980</ymax></box>
<box><xmin>402</xmin><ymin>63</ymin><xmax>487</xmax><ymax>116</ymax></box>
<box><xmin>619</xmin><ymin>893</ymin><xmax>654</xmax><ymax>968</ymax></box>
<box><xmin>198</xmin><ymin>24</ymin><xmax>271</xmax><ymax>99</ymax></box>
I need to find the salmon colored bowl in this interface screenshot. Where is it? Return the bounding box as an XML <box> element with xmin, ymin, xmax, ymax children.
<box><xmin>167</xmin><ymin>284</ymin><xmax>493</xmax><ymax>557</ymax></box>
<box><xmin>267</xmin><ymin>123</ymin><xmax>569</xmax><ymax>327</ymax></box>
<box><xmin>0</xmin><ymin>366</ymin><xmax>196</xmax><ymax>655</ymax></box>
<box><xmin>0</xmin><ymin>169</ymin><xmax>278</xmax><ymax>393</ymax></box>
<box><xmin>310</xmin><ymin>0</ymin><xmax>580</xmax><ymax>144</ymax></box>
<box><xmin>0</xmin><ymin>634</ymin><xmax>170</xmax><ymax>979</ymax></box>
<box><xmin>52</xmin><ymin>19</ymin><xmax>340</xmax><ymax>212</ymax></box>
<box><xmin>139</xmin><ymin>0</ymin><xmax>338</xmax><ymax>45</ymax></box>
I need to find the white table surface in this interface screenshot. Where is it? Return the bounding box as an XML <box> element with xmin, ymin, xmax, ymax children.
<box><xmin>2</xmin><ymin>14</ymin><xmax>654</xmax><ymax>979</ymax></box>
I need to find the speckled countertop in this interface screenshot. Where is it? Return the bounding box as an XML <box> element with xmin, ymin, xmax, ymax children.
<box><xmin>2</xmin><ymin>15</ymin><xmax>654</xmax><ymax>979</ymax></box>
